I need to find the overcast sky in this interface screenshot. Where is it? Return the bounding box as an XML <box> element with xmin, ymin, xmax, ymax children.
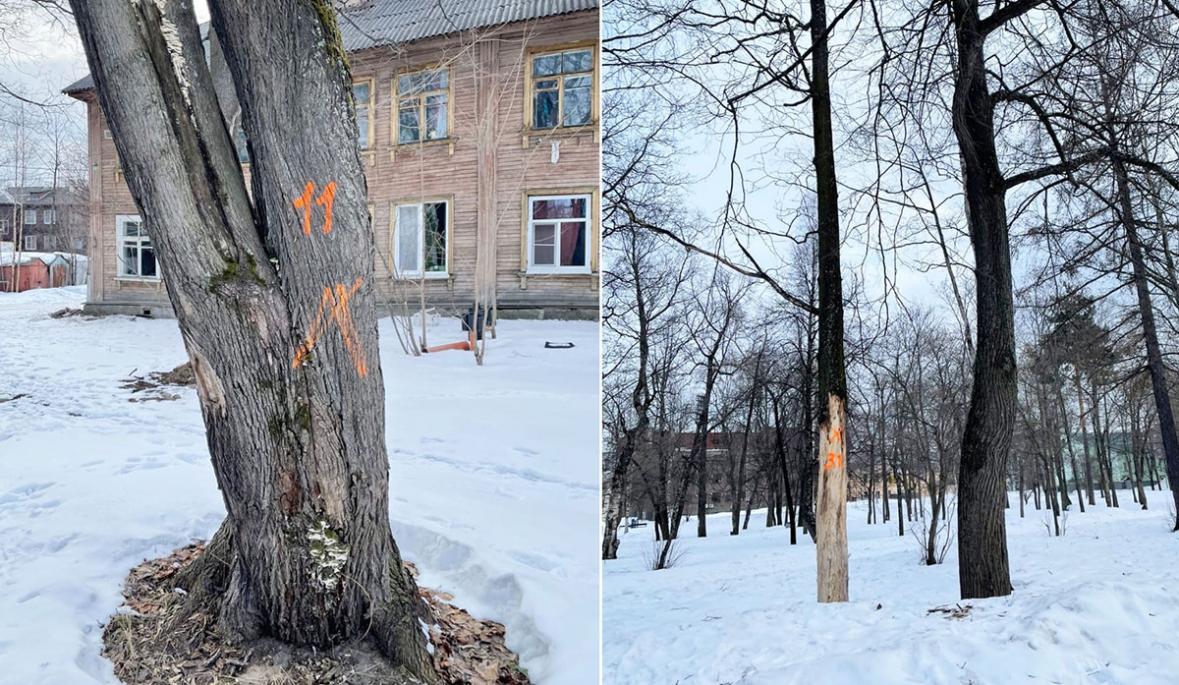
<box><xmin>0</xmin><ymin>2</ymin><xmax>212</xmax><ymax>183</ymax></box>
<box><xmin>0</xmin><ymin>1</ymin><xmax>210</xmax><ymax>104</ymax></box>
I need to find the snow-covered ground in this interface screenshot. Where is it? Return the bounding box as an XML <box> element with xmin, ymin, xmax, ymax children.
<box><xmin>0</xmin><ymin>286</ymin><xmax>599</xmax><ymax>685</ymax></box>
<box><xmin>606</xmin><ymin>490</ymin><xmax>1179</xmax><ymax>684</ymax></box>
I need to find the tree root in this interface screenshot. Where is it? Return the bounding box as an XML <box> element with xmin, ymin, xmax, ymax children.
<box><xmin>103</xmin><ymin>532</ymin><xmax>531</xmax><ymax>685</ymax></box>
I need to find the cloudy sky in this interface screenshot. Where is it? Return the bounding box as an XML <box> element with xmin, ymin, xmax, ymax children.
<box><xmin>0</xmin><ymin>2</ymin><xmax>211</xmax><ymax>183</ymax></box>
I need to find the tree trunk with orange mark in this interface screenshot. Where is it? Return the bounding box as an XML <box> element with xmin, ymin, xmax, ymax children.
<box><xmin>69</xmin><ymin>0</ymin><xmax>436</xmax><ymax>679</ymax></box>
<box><xmin>810</xmin><ymin>0</ymin><xmax>849</xmax><ymax>603</ymax></box>
<box><xmin>816</xmin><ymin>394</ymin><xmax>848</xmax><ymax>601</ymax></box>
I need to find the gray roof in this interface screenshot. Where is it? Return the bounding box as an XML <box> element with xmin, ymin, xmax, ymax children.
<box><xmin>338</xmin><ymin>0</ymin><xmax>597</xmax><ymax>51</ymax></box>
<box><xmin>2</xmin><ymin>187</ymin><xmax>81</xmax><ymax>206</ymax></box>
<box><xmin>63</xmin><ymin>74</ymin><xmax>93</xmax><ymax>95</ymax></box>
<box><xmin>64</xmin><ymin>1</ymin><xmax>597</xmax><ymax>94</ymax></box>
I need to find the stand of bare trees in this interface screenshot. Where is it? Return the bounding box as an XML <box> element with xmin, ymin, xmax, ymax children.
<box><xmin>602</xmin><ymin>0</ymin><xmax>1179</xmax><ymax>607</ymax></box>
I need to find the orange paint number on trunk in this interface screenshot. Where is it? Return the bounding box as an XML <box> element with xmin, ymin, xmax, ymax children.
<box><xmin>293</xmin><ymin>180</ymin><xmax>338</xmax><ymax>236</ymax></box>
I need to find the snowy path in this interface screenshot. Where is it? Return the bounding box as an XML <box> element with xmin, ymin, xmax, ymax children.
<box><xmin>605</xmin><ymin>492</ymin><xmax>1179</xmax><ymax>685</ymax></box>
<box><xmin>0</xmin><ymin>286</ymin><xmax>599</xmax><ymax>685</ymax></box>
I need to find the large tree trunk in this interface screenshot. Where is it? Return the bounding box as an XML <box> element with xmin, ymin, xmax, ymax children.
<box><xmin>949</xmin><ymin>0</ymin><xmax>1015</xmax><ymax>599</ymax></box>
<box><xmin>70</xmin><ymin>1</ymin><xmax>435</xmax><ymax>677</ymax></box>
<box><xmin>810</xmin><ymin>0</ymin><xmax>849</xmax><ymax>604</ymax></box>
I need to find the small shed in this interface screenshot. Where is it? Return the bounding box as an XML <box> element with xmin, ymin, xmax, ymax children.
<box><xmin>0</xmin><ymin>251</ymin><xmax>71</xmax><ymax>292</ymax></box>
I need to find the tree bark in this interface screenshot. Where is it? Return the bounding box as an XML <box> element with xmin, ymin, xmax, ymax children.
<box><xmin>1075</xmin><ymin>372</ymin><xmax>1097</xmax><ymax>506</ymax></box>
<box><xmin>808</xmin><ymin>0</ymin><xmax>849</xmax><ymax>604</ymax></box>
<box><xmin>70</xmin><ymin>0</ymin><xmax>435</xmax><ymax>677</ymax></box>
<box><xmin>949</xmin><ymin>0</ymin><xmax>1015</xmax><ymax>599</ymax></box>
<box><xmin>1112</xmin><ymin>154</ymin><xmax>1179</xmax><ymax>522</ymax></box>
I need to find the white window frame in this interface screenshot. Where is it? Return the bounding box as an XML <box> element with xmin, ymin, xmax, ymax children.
<box><xmin>526</xmin><ymin>194</ymin><xmax>592</xmax><ymax>275</ymax></box>
<box><xmin>43</xmin><ymin>209</ymin><xmax>54</xmax><ymax>225</ymax></box>
<box><xmin>23</xmin><ymin>208</ymin><xmax>36</xmax><ymax>225</ymax></box>
<box><xmin>392</xmin><ymin>200</ymin><xmax>450</xmax><ymax>279</ymax></box>
<box><xmin>23</xmin><ymin>234</ymin><xmax>36</xmax><ymax>251</ymax></box>
<box><xmin>116</xmin><ymin>214</ymin><xmax>159</xmax><ymax>281</ymax></box>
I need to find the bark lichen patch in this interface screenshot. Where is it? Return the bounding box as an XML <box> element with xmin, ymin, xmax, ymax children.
<box><xmin>311</xmin><ymin>0</ymin><xmax>350</xmax><ymax>73</ymax></box>
<box><xmin>209</xmin><ymin>254</ymin><xmax>267</xmax><ymax>291</ymax></box>
<box><xmin>308</xmin><ymin>518</ymin><xmax>350</xmax><ymax>590</ymax></box>
<box><xmin>295</xmin><ymin>402</ymin><xmax>313</xmax><ymax>432</ymax></box>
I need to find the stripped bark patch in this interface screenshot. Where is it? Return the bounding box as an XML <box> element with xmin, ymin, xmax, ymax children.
<box><xmin>103</xmin><ymin>543</ymin><xmax>530</xmax><ymax>684</ymax></box>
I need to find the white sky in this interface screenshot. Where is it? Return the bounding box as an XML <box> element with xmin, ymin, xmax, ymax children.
<box><xmin>0</xmin><ymin>1</ymin><xmax>212</xmax><ymax>183</ymax></box>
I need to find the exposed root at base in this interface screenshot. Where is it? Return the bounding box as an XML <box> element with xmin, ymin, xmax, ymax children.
<box><xmin>102</xmin><ymin>542</ymin><xmax>530</xmax><ymax>685</ymax></box>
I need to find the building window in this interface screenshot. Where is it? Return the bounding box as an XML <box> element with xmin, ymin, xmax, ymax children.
<box><xmin>530</xmin><ymin>47</ymin><xmax>594</xmax><ymax>129</ymax></box>
<box><xmin>73</xmin><ymin>238</ymin><xmax>84</xmax><ymax>251</ymax></box>
<box><xmin>23</xmin><ymin>235</ymin><xmax>36</xmax><ymax>251</ymax></box>
<box><xmin>43</xmin><ymin>209</ymin><xmax>55</xmax><ymax>225</ymax></box>
<box><xmin>0</xmin><ymin>219</ymin><xmax>8</xmax><ymax>236</ymax></box>
<box><xmin>116</xmin><ymin>215</ymin><xmax>158</xmax><ymax>279</ymax></box>
<box><xmin>393</xmin><ymin>200</ymin><xmax>448</xmax><ymax>277</ymax></box>
<box><xmin>527</xmin><ymin>194</ymin><xmax>590</xmax><ymax>273</ymax></box>
<box><xmin>24</xmin><ymin>209</ymin><xmax>36</xmax><ymax>225</ymax></box>
<box><xmin>396</xmin><ymin>68</ymin><xmax>449</xmax><ymax>144</ymax></box>
<box><xmin>352</xmin><ymin>79</ymin><xmax>374</xmax><ymax>149</ymax></box>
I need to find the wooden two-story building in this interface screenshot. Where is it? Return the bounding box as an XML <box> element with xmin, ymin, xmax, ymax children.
<box><xmin>64</xmin><ymin>0</ymin><xmax>599</xmax><ymax>318</ymax></box>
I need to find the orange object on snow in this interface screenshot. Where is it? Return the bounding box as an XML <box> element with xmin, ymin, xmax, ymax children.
<box><xmin>424</xmin><ymin>340</ymin><xmax>472</xmax><ymax>353</ymax></box>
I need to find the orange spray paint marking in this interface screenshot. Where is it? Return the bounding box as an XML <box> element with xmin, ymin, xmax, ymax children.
<box><xmin>823</xmin><ymin>425</ymin><xmax>845</xmax><ymax>471</ymax></box>
<box><xmin>291</xmin><ymin>277</ymin><xmax>368</xmax><ymax>377</ymax></box>
<box><xmin>315</xmin><ymin>181</ymin><xmax>337</xmax><ymax>234</ymax></box>
<box><xmin>294</xmin><ymin>181</ymin><xmax>315</xmax><ymax>236</ymax></box>
<box><xmin>292</xmin><ymin>181</ymin><xmax>339</xmax><ymax>236</ymax></box>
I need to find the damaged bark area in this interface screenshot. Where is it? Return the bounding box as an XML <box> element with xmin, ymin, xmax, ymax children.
<box><xmin>103</xmin><ymin>540</ymin><xmax>530</xmax><ymax>685</ymax></box>
<box><xmin>815</xmin><ymin>393</ymin><xmax>848</xmax><ymax>603</ymax></box>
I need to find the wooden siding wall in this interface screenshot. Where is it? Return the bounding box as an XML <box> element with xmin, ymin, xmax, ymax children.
<box><xmin>84</xmin><ymin>10</ymin><xmax>600</xmax><ymax>315</ymax></box>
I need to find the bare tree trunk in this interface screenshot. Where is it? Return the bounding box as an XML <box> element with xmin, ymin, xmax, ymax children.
<box><xmin>1075</xmin><ymin>373</ymin><xmax>1097</xmax><ymax>506</ymax></box>
<box><xmin>1119</xmin><ymin>177</ymin><xmax>1179</xmax><ymax>513</ymax></box>
<box><xmin>809</xmin><ymin>0</ymin><xmax>849</xmax><ymax>604</ymax></box>
<box><xmin>1055</xmin><ymin>385</ymin><xmax>1084</xmax><ymax>512</ymax></box>
<box><xmin>949</xmin><ymin>0</ymin><xmax>1015</xmax><ymax>599</ymax></box>
<box><xmin>1018</xmin><ymin>463</ymin><xmax>1025</xmax><ymax>518</ymax></box>
<box><xmin>70</xmin><ymin>1</ymin><xmax>435</xmax><ymax>676</ymax></box>
<box><xmin>772</xmin><ymin>398</ymin><xmax>798</xmax><ymax>545</ymax></box>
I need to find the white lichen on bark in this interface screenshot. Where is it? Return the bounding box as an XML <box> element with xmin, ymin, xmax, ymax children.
<box><xmin>308</xmin><ymin>518</ymin><xmax>350</xmax><ymax>590</ymax></box>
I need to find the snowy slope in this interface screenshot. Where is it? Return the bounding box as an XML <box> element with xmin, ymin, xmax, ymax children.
<box><xmin>605</xmin><ymin>491</ymin><xmax>1179</xmax><ymax>685</ymax></box>
<box><xmin>0</xmin><ymin>286</ymin><xmax>599</xmax><ymax>685</ymax></box>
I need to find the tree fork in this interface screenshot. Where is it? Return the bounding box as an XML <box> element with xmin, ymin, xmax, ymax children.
<box><xmin>69</xmin><ymin>0</ymin><xmax>437</xmax><ymax>678</ymax></box>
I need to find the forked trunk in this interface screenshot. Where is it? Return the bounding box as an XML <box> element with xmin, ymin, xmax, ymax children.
<box><xmin>69</xmin><ymin>1</ymin><xmax>435</xmax><ymax>677</ymax></box>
